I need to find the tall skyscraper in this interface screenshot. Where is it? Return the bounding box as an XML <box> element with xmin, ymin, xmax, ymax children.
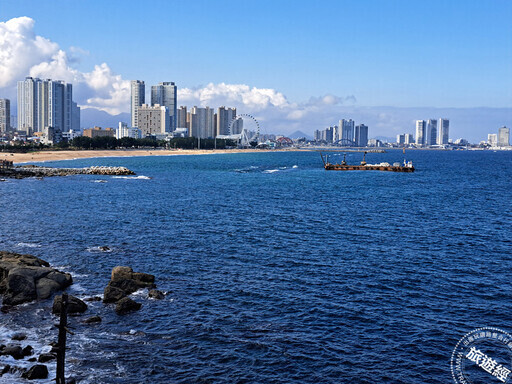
<box><xmin>404</xmin><ymin>134</ymin><xmax>414</xmax><ymax>145</ymax></box>
<box><xmin>0</xmin><ymin>99</ymin><xmax>10</xmax><ymax>133</ymax></box>
<box><xmin>339</xmin><ymin>119</ymin><xmax>355</xmax><ymax>144</ymax></box>
<box><xmin>138</xmin><ymin>104</ymin><xmax>169</xmax><ymax>136</ymax></box>
<box><xmin>425</xmin><ymin>119</ymin><xmax>437</xmax><ymax>146</ymax></box>
<box><xmin>397</xmin><ymin>134</ymin><xmax>405</xmax><ymax>145</ymax></box>
<box><xmin>177</xmin><ymin>106</ymin><xmax>187</xmax><ymax>129</ymax></box>
<box><xmin>498</xmin><ymin>126</ymin><xmax>510</xmax><ymax>147</ymax></box>
<box><xmin>216</xmin><ymin>106</ymin><xmax>237</xmax><ymax>136</ymax></box>
<box><xmin>151</xmin><ymin>82</ymin><xmax>177</xmax><ymax>131</ymax></box>
<box><xmin>72</xmin><ymin>102</ymin><xmax>81</xmax><ymax>131</ymax></box>
<box><xmin>189</xmin><ymin>106</ymin><xmax>215</xmax><ymax>138</ymax></box>
<box><xmin>354</xmin><ymin>124</ymin><xmax>368</xmax><ymax>147</ymax></box>
<box><xmin>17</xmin><ymin>77</ymin><xmax>74</xmax><ymax>136</ymax></box>
<box><xmin>131</xmin><ymin>80</ymin><xmax>145</xmax><ymax>128</ymax></box>
<box><xmin>437</xmin><ymin>118</ymin><xmax>449</xmax><ymax>145</ymax></box>
<box><xmin>415</xmin><ymin>120</ymin><xmax>426</xmax><ymax>145</ymax></box>
<box><xmin>488</xmin><ymin>134</ymin><xmax>498</xmax><ymax>147</ymax></box>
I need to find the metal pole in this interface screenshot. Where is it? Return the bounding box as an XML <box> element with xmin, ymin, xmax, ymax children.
<box><xmin>56</xmin><ymin>293</ymin><xmax>68</xmax><ymax>384</ymax></box>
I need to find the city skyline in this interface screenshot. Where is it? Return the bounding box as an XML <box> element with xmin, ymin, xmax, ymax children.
<box><xmin>0</xmin><ymin>1</ymin><xmax>511</xmax><ymax>141</ymax></box>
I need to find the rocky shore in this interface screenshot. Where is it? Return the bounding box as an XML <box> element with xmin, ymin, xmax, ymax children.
<box><xmin>0</xmin><ymin>251</ymin><xmax>162</xmax><ymax>382</ymax></box>
<box><xmin>0</xmin><ymin>165</ymin><xmax>135</xmax><ymax>179</ymax></box>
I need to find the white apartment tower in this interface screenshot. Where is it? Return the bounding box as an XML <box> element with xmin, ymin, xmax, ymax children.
<box><xmin>498</xmin><ymin>126</ymin><xmax>510</xmax><ymax>147</ymax></box>
<box><xmin>437</xmin><ymin>118</ymin><xmax>449</xmax><ymax>145</ymax></box>
<box><xmin>17</xmin><ymin>77</ymin><xmax>75</xmax><ymax>136</ymax></box>
<box><xmin>151</xmin><ymin>82</ymin><xmax>177</xmax><ymax>131</ymax></box>
<box><xmin>131</xmin><ymin>80</ymin><xmax>145</xmax><ymax>128</ymax></box>
<box><xmin>488</xmin><ymin>134</ymin><xmax>498</xmax><ymax>147</ymax></box>
<box><xmin>0</xmin><ymin>99</ymin><xmax>10</xmax><ymax>133</ymax></box>
<box><xmin>415</xmin><ymin>120</ymin><xmax>426</xmax><ymax>145</ymax></box>
<box><xmin>189</xmin><ymin>106</ymin><xmax>215</xmax><ymax>138</ymax></box>
<box><xmin>425</xmin><ymin>119</ymin><xmax>437</xmax><ymax>146</ymax></box>
<box><xmin>216</xmin><ymin>106</ymin><xmax>237</xmax><ymax>136</ymax></box>
<box><xmin>339</xmin><ymin>119</ymin><xmax>355</xmax><ymax>144</ymax></box>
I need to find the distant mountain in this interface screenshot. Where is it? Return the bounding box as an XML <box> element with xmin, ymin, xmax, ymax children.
<box><xmin>288</xmin><ymin>130</ymin><xmax>313</xmax><ymax>140</ymax></box>
<box><xmin>80</xmin><ymin>108</ymin><xmax>130</xmax><ymax>129</ymax></box>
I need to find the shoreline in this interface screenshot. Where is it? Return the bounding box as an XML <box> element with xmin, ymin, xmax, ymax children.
<box><xmin>1</xmin><ymin>148</ymin><xmax>302</xmax><ymax>164</ymax></box>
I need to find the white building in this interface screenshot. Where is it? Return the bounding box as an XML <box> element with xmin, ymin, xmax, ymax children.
<box><xmin>138</xmin><ymin>104</ymin><xmax>169</xmax><ymax>137</ymax></box>
<box><xmin>437</xmin><ymin>118</ymin><xmax>449</xmax><ymax>145</ymax></box>
<box><xmin>498</xmin><ymin>126</ymin><xmax>510</xmax><ymax>147</ymax></box>
<box><xmin>17</xmin><ymin>77</ymin><xmax>75</xmax><ymax>137</ymax></box>
<box><xmin>397</xmin><ymin>134</ymin><xmax>405</xmax><ymax>145</ymax></box>
<box><xmin>0</xmin><ymin>99</ymin><xmax>10</xmax><ymax>133</ymax></box>
<box><xmin>189</xmin><ymin>106</ymin><xmax>215</xmax><ymax>138</ymax></box>
<box><xmin>415</xmin><ymin>120</ymin><xmax>426</xmax><ymax>145</ymax></box>
<box><xmin>151</xmin><ymin>82</ymin><xmax>177</xmax><ymax>131</ymax></box>
<box><xmin>339</xmin><ymin>119</ymin><xmax>355</xmax><ymax>144</ymax></box>
<box><xmin>488</xmin><ymin>134</ymin><xmax>498</xmax><ymax>147</ymax></box>
<box><xmin>116</xmin><ymin>122</ymin><xmax>142</xmax><ymax>139</ymax></box>
<box><xmin>216</xmin><ymin>106</ymin><xmax>237</xmax><ymax>136</ymax></box>
<box><xmin>405</xmin><ymin>133</ymin><xmax>414</xmax><ymax>145</ymax></box>
<box><xmin>131</xmin><ymin>80</ymin><xmax>145</xmax><ymax>128</ymax></box>
<box><xmin>425</xmin><ymin>119</ymin><xmax>437</xmax><ymax>146</ymax></box>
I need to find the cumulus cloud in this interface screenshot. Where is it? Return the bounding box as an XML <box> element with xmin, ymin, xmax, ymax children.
<box><xmin>0</xmin><ymin>17</ymin><xmax>129</xmax><ymax>114</ymax></box>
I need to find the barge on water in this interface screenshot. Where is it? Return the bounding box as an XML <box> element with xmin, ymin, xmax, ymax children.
<box><xmin>320</xmin><ymin>151</ymin><xmax>415</xmax><ymax>172</ymax></box>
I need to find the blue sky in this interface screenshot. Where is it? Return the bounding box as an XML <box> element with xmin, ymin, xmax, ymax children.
<box><xmin>2</xmin><ymin>0</ymin><xmax>511</xmax><ymax>107</ymax></box>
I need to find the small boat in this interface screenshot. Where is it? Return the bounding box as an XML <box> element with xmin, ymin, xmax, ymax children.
<box><xmin>321</xmin><ymin>151</ymin><xmax>415</xmax><ymax>172</ymax></box>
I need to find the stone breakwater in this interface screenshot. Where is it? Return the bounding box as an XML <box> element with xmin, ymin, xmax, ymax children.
<box><xmin>1</xmin><ymin>165</ymin><xmax>135</xmax><ymax>179</ymax></box>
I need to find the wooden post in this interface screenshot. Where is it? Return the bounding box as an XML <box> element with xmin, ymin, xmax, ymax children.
<box><xmin>56</xmin><ymin>293</ymin><xmax>68</xmax><ymax>384</ymax></box>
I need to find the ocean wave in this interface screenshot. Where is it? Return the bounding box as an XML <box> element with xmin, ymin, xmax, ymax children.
<box><xmin>263</xmin><ymin>169</ymin><xmax>280</xmax><ymax>174</ymax></box>
<box><xmin>112</xmin><ymin>175</ymin><xmax>151</xmax><ymax>180</ymax></box>
<box><xmin>92</xmin><ymin>179</ymin><xmax>108</xmax><ymax>183</ymax></box>
<box><xmin>16</xmin><ymin>242</ymin><xmax>41</xmax><ymax>248</ymax></box>
<box><xmin>86</xmin><ymin>246</ymin><xmax>114</xmax><ymax>253</ymax></box>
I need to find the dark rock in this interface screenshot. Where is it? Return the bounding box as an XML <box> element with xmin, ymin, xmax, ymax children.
<box><xmin>38</xmin><ymin>353</ymin><xmax>56</xmax><ymax>363</ymax></box>
<box><xmin>132</xmin><ymin>272</ymin><xmax>155</xmax><ymax>284</ymax></box>
<box><xmin>1</xmin><ymin>345</ymin><xmax>24</xmax><ymax>359</ymax></box>
<box><xmin>0</xmin><ymin>344</ymin><xmax>4</xmax><ymax>351</ymax></box>
<box><xmin>115</xmin><ymin>297</ymin><xmax>141</xmax><ymax>315</ymax></box>
<box><xmin>52</xmin><ymin>295</ymin><xmax>87</xmax><ymax>315</ymax></box>
<box><xmin>1</xmin><ymin>305</ymin><xmax>14</xmax><ymax>313</ymax></box>
<box><xmin>1</xmin><ymin>364</ymin><xmax>10</xmax><ymax>376</ymax></box>
<box><xmin>84</xmin><ymin>296</ymin><xmax>102</xmax><ymax>302</ymax></box>
<box><xmin>22</xmin><ymin>364</ymin><xmax>48</xmax><ymax>380</ymax></box>
<box><xmin>0</xmin><ymin>252</ymin><xmax>73</xmax><ymax>305</ymax></box>
<box><xmin>22</xmin><ymin>345</ymin><xmax>34</xmax><ymax>356</ymax></box>
<box><xmin>11</xmin><ymin>332</ymin><xmax>27</xmax><ymax>341</ymax></box>
<box><xmin>108</xmin><ymin>278</ymin><xmax>140</xmax><ymax>294</ymax></box>
<box><xmin>28</xmin><ymin>357</ymin><xmax>37</xmax><ymax>362</ymax></box>
<box><xmin>103</xmin><ymin>285</ymin><xmax>126</xmax><ymax>303</ymax></box>
<box><xmin>66</xmin><ymin>376</ymin><xmax>77</xmax><ymax>384</ymax></box>
<box><xmin>148</xmin><ymin>289</ymin><xmax>165</xmax><ymax>300</ymax></box>
<box><xmin>84</xmin><ymin>315</ymin><xmax>102</xmax><ymax>324</ymax></box>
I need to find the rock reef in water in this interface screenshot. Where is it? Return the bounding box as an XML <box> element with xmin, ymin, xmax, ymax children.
<box><xmin>0</xmin><ymin>252</ymin><xmax>72</xmax><ymax>306</ymax></box>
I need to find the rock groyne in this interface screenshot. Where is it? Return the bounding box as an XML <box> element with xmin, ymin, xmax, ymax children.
<box><xmin>1</xmin><ymin>165</ymin><xmax>135</xmax><ymax>179</ymax></box>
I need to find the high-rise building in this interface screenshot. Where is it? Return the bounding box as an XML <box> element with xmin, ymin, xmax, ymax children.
<box><xmin>354</xmin><ymin>124</ymin><xmax>368</xmax><ymax>147</ymax></box>
<box><xmin>189</xmin><ymin>106</ymin><xmax>215</xmax><ymax>138</ymax></box>
<box><xmin>415</xmin><ymin>120</ymin><xmax>426</xmax><ymax>145</ymax></box>
<box><xmin>138</xmin><ymin>104</ymin><xmax>169</xmax><ymax>136</ymax></box>
<box><xmin>488</xmin><ymin>134</ymin><xmax>498</xmax><ymax>147</ymax></box>
<box><xmin>339</xmin><ymin>119</ymin><xmax>355</xmax><ymax>144</ymax></box>
<box><xmin>17</xmin><ymin>77</ymin><xmax>74</xmax><ymax>136</ymax></box>
<box><xmin>72</xmin><ymin>102</ymin><xmax>81</xmax><ymax>131</ymax></box>
<box><xmin>131</xmin><ymin>80</ymin><xmax>145</xmax><ymax>128</ymax></box>
<box><xmin>151</xmin><ymin>82</ymin><xmax>177</xmax><ymax>131</ymax></box>
<box><xmin>425</xmin><ymin>119</ymin><xmax>437</xmax><ymax>146</ymax></box>
<box><xmin>216</xmin><ymin>106</ymin><xmax>237</xmax><ymax>136</ymax></box>
<box><xmin>177</xmin><ymin>106</ymin><xmax>187</xmax><ymax>130</ymax></box>
<box><xmin>397</xmin><ymin>134</ymin><xmax>405</xmax><ymax>145</ymax></box>
<box><xmin>0</xmin><ymin>99</ymin><xmax>10</xmax><ymax>133</ymax></box>
<box><xmin>314</xmin><ymin>130</ymin><xmax>321</xmax><ymax>141</ymax></box>
<box><xmin>498</xmin><ymin>126</ymin><xmax>510</xmax><ymax>147</ymax></box>
<box><xmin>437</xmin><ymin>118</ymin><xmax>449</xmax><ymax>145</ymax></box>
<box><xmin>404</xmin><ymin>134</ymin><xmax>414</xmax><ymax>145</ymax></box>
<box><xmin>116</xmin><ymin>122</ymin><xmax>142</xmax><ymax>139</ymax></box>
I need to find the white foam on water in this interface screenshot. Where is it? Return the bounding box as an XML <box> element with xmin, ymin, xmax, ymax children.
<box><xmin>263</xmin><ymin>169</ymin><xmax>280</xmax><ymax>174</ymax></box>
<box><xmin>92</xmin><ymin>179</ymin><xmax>108</xmax><ymax>183</ymax></box>
<box><xmin>16</xmin><ymin>242</ymin><xmax>41</xmax><ymax>248</ymax></box>
<box><xmin>112</xmin><ymin>175</ymin><xmax>151</xmax><ymax>180</ymax></box>
<box><xmin>292</xmin><ymin>165</ymin><xmax>299</xmax><ymax>168</ymax></box>
<box><xmin>86</xmin><ymin>246</ymin><xmax>113</xmax><ymax>253</ymax></box>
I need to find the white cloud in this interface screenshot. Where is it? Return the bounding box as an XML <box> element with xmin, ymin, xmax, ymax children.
<box><xmin>0</xmin><ymin>16</ymin><xmax>129</xmax><ymax>114</ymax></box>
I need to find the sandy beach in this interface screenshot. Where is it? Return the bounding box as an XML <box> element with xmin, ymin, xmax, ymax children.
<box><xmin>2</xmin><ymin>148</ymin><xmax>293</xmax><ymax>164</ymax></box>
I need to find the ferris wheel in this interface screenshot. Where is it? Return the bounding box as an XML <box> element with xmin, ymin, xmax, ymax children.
<box><xmin>228</xmin><ymin>114</ymin><xmax>260</xmax><ymax>147</ymax></box>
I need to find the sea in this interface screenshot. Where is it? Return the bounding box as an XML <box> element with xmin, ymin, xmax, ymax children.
<box><xmin>0</xmin><ymin>149</ymin><xmax>511</xmax><ymax>383</ymax></box>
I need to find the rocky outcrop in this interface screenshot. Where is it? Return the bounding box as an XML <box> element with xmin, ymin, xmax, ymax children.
<box><xmin>148</xmin><ymin>289</ymin><xmax>165</xmax><ymax>300</ymax></box>
<box><xmin>103</xmin><ymin>266</ymin><xmax>157</xmax><ymax>314</ymax></box>
<box><xmin>2</xmin><ymin>165</ymin><xmax>136</xmax><ymax>179</ymax></box>
<box><xmin>115</xmin><ymin>297</ymin><xmax>141</xmax><ymax>315</ymax></box>
<box><xmin>22</xmin><ymin>364</ymin><xmax>48</xmax><ymax>380</ymax></box>
<box><xmin>0</xmin><ymin>345</ymin><xmax>24</xmax><ymax>360</ymax></box>
<box><xmin>52</xmin><ymin>295</ymin><xmax>87</xmax><ymax>315</ymax></box>
<box><xmin>84</xmin><ymin>315</ymin><xmax>102</xmax><ymax>324</ymax></box>
<box><xmin>0</xmin><ymin>252</ymin><xmax>72</xmax><ymax>306</ymax></box>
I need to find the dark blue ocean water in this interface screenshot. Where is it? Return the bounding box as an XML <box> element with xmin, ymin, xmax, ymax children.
<box><xmin>1</xmin><ymin>150</ymin><xmax>512</xmax><ymax>383</ymax></box>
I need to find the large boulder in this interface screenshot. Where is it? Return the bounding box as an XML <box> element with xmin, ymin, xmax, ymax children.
<box><xmin>52</xmin><ymin>295</ymin><xmax>87</xmax><ymax>315</ymax></box>
<box><xmin>1</xmin><ymin>345</ymin><xmax>24</xmax><ymax>360</ymax></box>
<box><xmin>148</xmin><ymin>289</ymin><xmax>165</xmax><ymax>300</ymax></box>
<box><xmin>22</xmin><ymin>364</ymin><xmax>48</xmax><ymax>380</ymax></box>
<box><xmin>115</xmin><ymin>297</ymin><xmax>141</xmax><ymax>315</ymax></box>
<box><xmin>103</xmin><ymin>285</ymin><xmax>126</xmax><ymax>303</ymax></box>
<box><xmin>0</xmin><ymin>252</ymin><xmax>73</xmax><ymax>305</ymax></box>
